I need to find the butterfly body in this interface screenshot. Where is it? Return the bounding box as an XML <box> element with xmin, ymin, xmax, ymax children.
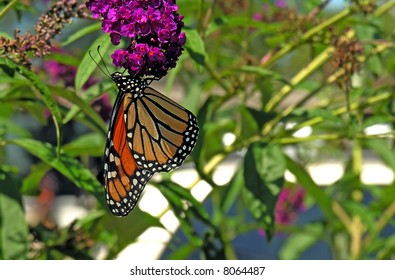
<box><xmin>103</xmin><ymin>72</ymin><xmax>199</xmax><ymax>216</ymax></box>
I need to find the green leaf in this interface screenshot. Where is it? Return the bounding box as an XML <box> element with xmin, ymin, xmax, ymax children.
<box><xmin>157</xmin><ymin>180</ymin><xmax>211</xmax><ymax>225</ymax></box>
<box><xmin>238</xmin><ymin>106</ymin><xmax>259</xmax><ymax>140</ymax></box>
<box><xmin>0</xmin><ymin>57</ymin><xmax>16</xmax><ymax>77</ymax></box>
<box><xmin>21</xmin><ymin>162</ymin><xmax>51</xmax><ymax>195</ymax></box>
<box><xmin>278</xmin><ymin>223</ymin><xmax>324</xmax><ymax>259</ymax></box>
<box><xmin>61</xmin><ymin>22</ymin><xmax>102</xmax><ymax>47</ymax></box>
<box><xmin>49</xmin><ymin>85</ymin><xmax>107</xmax><ymax>135</ymax></box>
<box><xmin>75</xmin><ymin>34</ymin><xmax>111</xmax><ymax>94</ymax></box>
<box><xmin>0</xmin><ymin>116</ymin><xmax>32</xmax><ymax>138</ymax></box>
<box><xmin>102</xmin><ymin>208</ymin><xmax>162</xmax><ymax>258</ymax></box>
<box><xmin>184</xmin><ymin>28</ymin><xmax>207</xmax><ymax>67</ymax></box>
<box><xmin>2</xmin><ymin>99</ymin><xmax>48</xmax><ymax>124</ymax></box>
<box><xmin>63</xmin><ymin>81</ymin><xmax>114</xmax><ymax>125</ymax></box>
<box><xmin>192</xmin><ymin>96</ymin><xmax>220</xmax><ymax>171</ymax></box>
<box><xmin>286</xmin><ymin>156</ymin><xmax>334</xmax><ymax>219</ymax></box>
<box><xmin>74</xmin><ymin>209</ymin><xmax>106</xmax><ymax>229</ymax></box>
<box><xmin>206</xmin><ymin>16</ymin><xmax>281</xmax><ymax>35</ymax></box>
<box><xmin>0</xmin><ymin>59</ymin><xmax>64</xmax><ymax>157</ymax></box>
<box><xmin>44</xmin><ymin>53</ymin><xmax>80</xmax><ymax>67</ymax></box>
<box><xmin>157</xmin><ymin>180</ymin><xmax>218</xmax><ymax>248</ymax></box>
<box><xmin>237</xmin><ymin>66</ymin><xmax>284</xmax><ymax>82</ymax></box>
<box><xmin>167</xmin><ymin>243</ymin><xmax>197</xmax><ymax>260</ymax></box>
<box><xmin>63</xmin><ymin>132</ymin><xmax>105</xmax><ymax>157</ymax></box>
<box><xmin>365</xmin><ymin>139</ymin><xmax>395</xmax><ymax>173</ymax></box>
<box><xmin>8</xmin><ymin>138</ymin><xmax>105</xmax><ymax>209</ymax></box>
<box><xmin>220</xmin><ymin>167</ymin><xmax>244</xmax><ymax>213</ymax></box>
<box><xmin>0</xmin><ymin>166</ymin><xmax>28</xmax><ymax>259</ymax></box>
<box><xmin>179</xmin><ymin>78</ymin><xmax>203</xmax><ymax>114</ymax></box>
<box><xmin>246</xmin><ymin>108</ymin><xmax>276</xmax><ymax>131</ymax></box>
<box><xmin>243</xmin><ymin>142</ymin><xmax>285</xmax><ymax>240</ymax></box>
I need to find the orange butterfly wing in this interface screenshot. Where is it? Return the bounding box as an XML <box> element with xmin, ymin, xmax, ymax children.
<box><xmin>124</xmin><ymin>87</ymin><xmax>199</xmax><ymax>173</ymax></box>
<box><xmin>104</xmin><ymin>73</ymin><xmax>199</xmax><ymax>216</ymax></box>
<box><xmin>104</xmin><ymin>92</ymin><xmax>152</xmax><ymax>216</ymax></box>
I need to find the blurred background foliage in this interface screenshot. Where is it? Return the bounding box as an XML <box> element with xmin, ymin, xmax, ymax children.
<box><xmin>1</xmin><ymin>0</ymin><xmax>395</xmax><ymax>259</ymax></box>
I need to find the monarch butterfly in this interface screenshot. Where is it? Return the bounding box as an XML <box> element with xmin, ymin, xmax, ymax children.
<box><xmin>103</xmin><ymin>72</ymin><xmax>199</xmax><ymax>216</ymax></box>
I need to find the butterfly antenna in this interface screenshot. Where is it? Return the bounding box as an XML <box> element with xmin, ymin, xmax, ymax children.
<box><xmin>88</xmin><ymin>45</ymin><xmax>111</xmax><ymax>79</ymax></box>
<box><xmin>97</xmin><ymin>45</ymin><xmax>112</xmax><ymax>77</ymax></box>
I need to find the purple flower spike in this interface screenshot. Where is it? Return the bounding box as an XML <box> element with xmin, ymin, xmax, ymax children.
<box><xmin>86</xmin><ymin>0</ymin><xmax>186</xmax><ymax>78</ymax></box>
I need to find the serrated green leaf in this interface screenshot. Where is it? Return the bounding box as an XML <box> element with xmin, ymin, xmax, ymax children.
<box><xmin>243</xmin><ymin>142</ymin><xmax>285</xmax><ymax>240</ymax></box>
<box><xmin>75</xmin><ymin>34</ymin><xmax>111</xmax><ymax>94</ymax></box>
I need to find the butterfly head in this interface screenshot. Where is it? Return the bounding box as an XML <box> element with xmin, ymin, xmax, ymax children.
<box><xmin>111</xmin><ymin>72</ymin><xmax>148</xmax><ymax>93</ymax></box>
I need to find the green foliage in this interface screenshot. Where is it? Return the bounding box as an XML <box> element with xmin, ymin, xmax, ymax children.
<box><xmin>0</xmin><ymin>166</ymin><xmax>28</xmax><ymax>259</ymax></box>
<box><xmin>1</xmin><ymin>0</ymin><xmax>395</xmax><ymax>260</ymax></box>
<box><xmin>244</xmin><ymin>142</ymin><xmax>285</xmax><ymax>240</ymax></box>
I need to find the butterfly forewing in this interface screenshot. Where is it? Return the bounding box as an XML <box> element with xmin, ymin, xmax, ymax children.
<box><xmin>104</xmin><ymin>91</ymin><xmax>152</xmax><ymax>216</ymax></box>
<box><xmin>124</xmin><ymin>86</ymin><xmax>199</xmax><ymax>173</ymax></box>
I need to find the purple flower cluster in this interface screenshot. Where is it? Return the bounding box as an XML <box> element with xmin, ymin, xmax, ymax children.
<box><xmin>85</xmin><ymin>0</ymin><xmax>186</xmax><ymax>78</ymax></box>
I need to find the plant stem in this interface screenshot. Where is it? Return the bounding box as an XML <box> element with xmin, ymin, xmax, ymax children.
<box><xmin>263</xmin><ymin>8</ymin><xmax>352</xmax><ymax>68</ymax></box>
<box><xmin>0</xmin><ymin>0</ymin><xmax>18</xmax><ymax>20</ymax></box>
<box><xmin>363</xmin><ymin>200</ymin><xmax>395</xmax><ymax>249</ymax></box>
<box><xmin>280</xmin><ymin>40</ymin><xmax>394</xmax><ymax>136</ymax></box>
<box><xmin>204</xmin><ymin>62</ymin><xmax>233</xmax><ymax>95</ymax></box>
<box><xmin>374</xmin><ymin>0</ymin><xmax>395</xmax><ymax>16</ymax></box>
<box><xmin>264</xmin><ymin>45</ymin><xmax>336</xmax><ymax>113</ymax></box>
<box><xmin>292</xmin><ymin>91</ymin><xmax>392</xmax><ymax>132</ymax></box>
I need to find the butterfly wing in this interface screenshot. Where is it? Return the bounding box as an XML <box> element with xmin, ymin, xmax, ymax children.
<box><xmin>124</xmin><ymin>87</ymin><xmax>199</xmax><ymax>173</ymax></box>
<box><xmin>104</xmin><ymin>92</ymin><xmax>153</xmax><ymax>216</ymax></box>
